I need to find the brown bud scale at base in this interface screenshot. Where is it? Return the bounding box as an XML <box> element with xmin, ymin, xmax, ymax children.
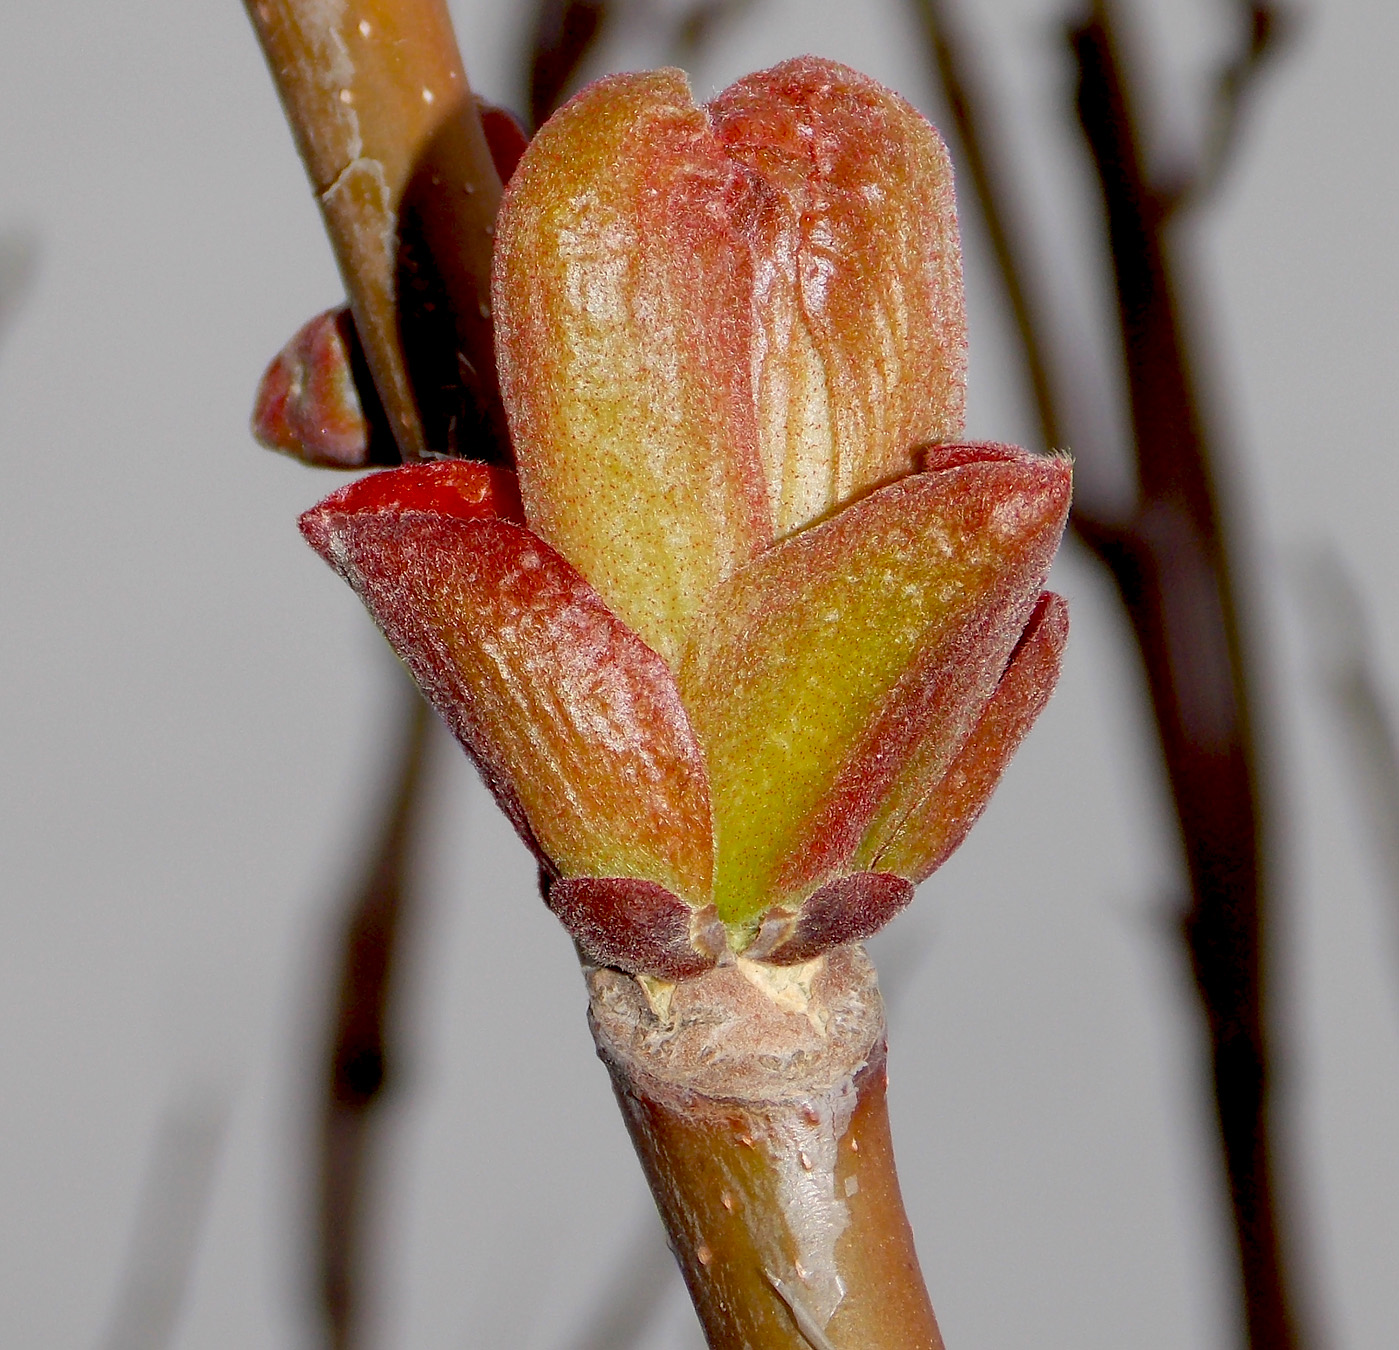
<box><xmin>589</xmin><ymin>946</ymin><xmax>943</xmax><ymax>1350</ymax></box>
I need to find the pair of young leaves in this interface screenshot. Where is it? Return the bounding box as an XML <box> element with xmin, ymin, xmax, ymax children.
<box><xmin>297</xmin><ymin>57</ymin><xmax>1071</xmax><ymax>979</ymax></box>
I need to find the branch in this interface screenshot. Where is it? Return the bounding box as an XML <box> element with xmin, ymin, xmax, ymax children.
<box><xmin>1174</xmin><ymin>2</ymin><xmax>1292</xmax><ymax>209</ymax></box>
<box><xmin>668</xmin><ymin>0</ymin><xmax>756</xmax><ymax>61</ymax></box>
<box><xmin>98</xmin><ymin>1094</ymin><xmax>228</xmax><ymax>1350</ymax></box>
<box><xmin>1292</xmin><ymin>546</ymin><xmax>1399</xmax><ymax>1004</ymax></box>
<box><xmin>563</xmin><ymin>1211</ymin><xmax>677</xmax><ymax>1350</ymax></box>
<box><xmin>591</xmin><ymin>949</ymin><xmax>944</xmax><ymax>1350</ymax></box>
<box><xmin>915</xmin><ymin>0</ymin><xmax>1310</xmax><ymax>1343</ymax></box>
<box><xmin>0</xmin><ymin>227</ymin><xmax>38</xmax><ymax>352</ymax></box>
<box><xmin>527</xmin><ymin>0</ymin><xmax>609</xmax><ymax>132</ymax></box>
<box><xmin>316</xmin><ymin>690</ymin><xmax>435</xmax><ymax>1348</ymax></box>
<box><xmin>1071</xmin><ymin>8</ymin><xmax>1301</xmax><ymax>1344</ymax></box>
<box><xmin>245</xmin><ymin>0</ymin><xmax>508</xmax><ymax>461</ymax></box>
<box><xmin>909</xmin><ymin>0</ymin><xmax>1063</xmax><ymax>457</ymax></box>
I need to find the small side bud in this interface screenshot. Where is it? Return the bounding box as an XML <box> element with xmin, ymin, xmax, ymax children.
<box><xmin>475</xmin><ymin>96</ymin><xmax>529</xmax><ymax>185</ymax></box>
<box><xmin>762</xmin><ymin>874</ymin><xmax>914</xmax><ymax>966</ymax></box>
<box><xmin>253</xmin><ymin>307</ymin><xmax>394</xmax><ymax>468</ymax></box>
<box><xmin>545</xmin><ymin>877</ymin><xmax>720</xmax><ymax>980</ymax></box>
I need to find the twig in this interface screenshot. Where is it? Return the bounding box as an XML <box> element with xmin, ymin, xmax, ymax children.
<box><xmin>909</xmin><ymin>0</ymin><xmax>1064</xmax><ymax>456</ymax></box>
<box><xmin>1175</xmin><ymin>2</ymin><xmax>1291</xmax><ymax>209</ymax></box>
<box><xmin>97</xmin><ymin>1093</ymin><xmax>228</xmax><ymax>1350</ymax></box>
<box><xmin>915</xmin><ymin>0</ymin><xmax>1308</xmax><ymax>1343</ymax></box>
<box><xmin>557</xmin><ymin>922</ymin><xmax>932</xmax><ymax>1350</ymax></box>
<box><xmin>524</xmin><ymin>0</ymin><xmax>760</xmax><ymax>135</ymax></box>
<box><xmin>527</xmin><ymin>0</ymin><xmax>609</xmax><ymax>132</ymax></box>
<box><xmin>316</xmin><ymin>689</ymin><xmax>435</xmax><ymax>1349</ymax></box>
<box><xmin>0</xmin><ymin>227</ymin><xmax>39</xmax><ymax>351</ymax></box>
<box><xmin>668</xmin><ymin>0</ymin><xmax>756</xmax><ymax>61</ymax></box>
<box><xmin>1292</xmin><ymin>546</ymin><xmax>1399</xmax><ymax>999</ymax></box>
<box><xmin>245</xmin><ymin>0</ymin><xmax>508</xmax><ymax>461</ymax></box>
<box><xmin>1065</xmin><ymin>16</ymin><xmax>1305</xmax><ymax>1338</ymax></box>
<box><xmin>562</xmin><ymin>1210</ymin><xmax>677</xmax><ymax>1350</ymax></box>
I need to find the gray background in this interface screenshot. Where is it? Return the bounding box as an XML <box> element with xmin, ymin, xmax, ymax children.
<box><xmin>2</xmin><ymin>0</ymin><xmax>1397</xmax><ymax>1346</ymax></box>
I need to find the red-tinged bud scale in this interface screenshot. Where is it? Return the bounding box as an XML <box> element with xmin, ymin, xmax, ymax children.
<box><xmin>253</xmin><ymin>308</ymin><xmax>378</xmax><ymax>469</ymax></box>
<box><xmin>286</xmin><ymin>58</ymin><xmax>1072</xmax><ymax>977</ymax></box>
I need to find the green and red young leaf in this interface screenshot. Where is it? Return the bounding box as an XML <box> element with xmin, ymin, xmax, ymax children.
<box><xmin>677</xmin><ymin>446</ymin><xmax>1069</xmax><ymax>924</ymax></box>
<box><xmin>494</xmin><ymin>68</ymin><xmax>772</xmax><ymax>663</ymax></box>
<box><xmin>709</xmin><ymin>58</ymin><xmax>966</xmax><ymax>534</ymax></box>
<box><xmin>865</xmin><ymin>589</ymin><xmax>1069</xmax><ymax>881</ymax></box>
<box><xmin>493</xmin><ymin>57</ymin><xmax>968</xmax><ymax>660</ymax></box>
<box><xmin>301</xmin><ymin>463</ymin><xmax>714</xmax><ymax>905</ymax></box>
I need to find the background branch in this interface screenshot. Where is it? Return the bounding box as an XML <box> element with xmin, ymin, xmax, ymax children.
<box><xmin>1293</xmin><ymin>546</ymin><xmax>1399</xmax><ymax>1010</ymax></box>
<box><xmin>0</xmin><ymin>227</ymin><xmax>38</xmax><ymax>353</ymax></box>
<box><xmin>1178</xmin><ymin>2</ymin><xmax>1291</xmax><ymax>208</ymax></box>
<box><xmin>916</xmin><ymin>0</ymin><xmax>1309</xmax><ymax>1343</ymax></box>
<box><xmin>910</xmin><ymin>0</ymin><xmax>1066</xmax><ymax>458</ymax></box>
<box><xmin>97</xmin><ymin>1094</ymin><xmax>228</xmax><ymax>1350</ymax></box>
<box><xmin>316</xmin><ymin>690</ymin><xmax>435</xmax><ymax>1350</ymax></box>
<box><xmin>527</xmin><ymin>0</ymin><xmax>609</xmax><ymax>132</ymax></box>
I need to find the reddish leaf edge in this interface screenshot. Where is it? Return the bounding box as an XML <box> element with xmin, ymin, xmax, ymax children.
<box><xmin>872</xmin><ymin>588</ymin><xmax>1069</xmax><ymax>882</ymax></box>
<box><xmin>747</xmin><ymin>873</ymin><xmax>915</xmax><ymax>966</ymax></box>
<box><xmin>299</xmin><ymin>460</ymin><xmax>526</xmax><ymax>559</ymax></box>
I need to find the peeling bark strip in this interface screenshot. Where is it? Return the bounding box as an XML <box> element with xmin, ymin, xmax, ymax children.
<box><xmin>245</xmin><ymin>0</ymin><xmax>508</xmax><ymax>461</ymax></box>
<box><xmin>589</xmin><ymin>947</ymin><xmax>944</xmax><ymax>1350</ymax></box>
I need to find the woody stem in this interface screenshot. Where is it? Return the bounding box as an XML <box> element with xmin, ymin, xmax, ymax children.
<box><xmin>588</xmin><ymin>946</ymin><xmax>944</xmax><ymax>1350</ymax></box>
<box><xmin>244</xmin><ymin>0</ymin><xmax>508</xmax><ymax>461</ymax></box>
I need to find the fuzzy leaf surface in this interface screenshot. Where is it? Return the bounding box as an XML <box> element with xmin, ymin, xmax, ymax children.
<box><xmin>494</xmin><ymin>69</ymin><xmax>771</xmax><ymax>661</ymax></box>
<box><xmin>710</xmin><ymin>57</ymin><xmax>966</xmax><ymax>534</ymax></box>
<box><xmin>866</xmin><ymin>589</ymin><xmax>1068</xmax><ymax>881</ymax></box>
<box><xmin>302</xmin><ymin>464</ymin><xmax>714</xmax><ymax>902</ymax></box>
<box><xmin>678</xmin><ymin>450</ymin><xmax>1070</xmax><ymax>924</ymax></box>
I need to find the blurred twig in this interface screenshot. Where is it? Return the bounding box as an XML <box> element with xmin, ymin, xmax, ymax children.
<box><xmin>0</xmin><ymin>228</ymin><xmax>39</xmax><ymax>351</ymax></box>
<box><xmin>1177</xmin><ymin>1</ymin><xmax>1291</xmax><ymax>208</ymax></box>
<box><xmin>911</xmin><ymin>0</ymin><xmax>1066</xmax><ymax>457</ymax></box>
<box><xmin>667</xmin><ymin>0</ymin><xmax>755</xmax><ymax>62</ymax></box>
<box><xmin>528</xmin><ymin>0</ymin><xmax>609</xmax><ymax>131</ymax></box>
<box><xmin>525</xmin><ymin>0</ymin><xmax>758</xmax><ymax>133</ymax></box>
<box><xmin>1292</xmin><ymin>546</ymin><xmax>1399</xmax><ymax>985</ymax></box>
<box><xmin>563</xmin><ymin>1210</ymin><xmax>678</xmax><ymax>1350</ymax></box>
<box><xmin>98</xmin><ymin>1094</ymin><xmax>228</xmax><ymax>1350</ymax></box>
<box><xmin>915</xmin><ymin>0</ymin><xmax>1307</xmax><ymax>1344</ymax></box>
<box><xmin>316</xmin><ymin>689</ymin><xmax>435</xmax><ymax>1350</ymax></box>
<box><xmin>1068</xmin><ymin>12</ymin><xmax>1300</xmax><ymax>1336</ymax></box>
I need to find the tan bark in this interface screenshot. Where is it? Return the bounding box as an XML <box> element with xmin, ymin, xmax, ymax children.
<box><xmin>245</xmin><ymin>0</ymin><xmax>507</xmax><ymax>460</ymax></box>
<box><xmin>590</xmin><ymin>945</ymin><xmax>944</xmax><ymax>1350</ymax></box>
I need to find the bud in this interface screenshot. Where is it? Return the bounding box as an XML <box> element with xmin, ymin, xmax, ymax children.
<box><xmin>296</xmin><ymin>58</ymin><xmax>1070</xmax><ymax>975</ymax></box>
<box><xmin>253</xmin><ymin>307</ymin><xmax>381</xmax><ymax>469</ymax></box>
